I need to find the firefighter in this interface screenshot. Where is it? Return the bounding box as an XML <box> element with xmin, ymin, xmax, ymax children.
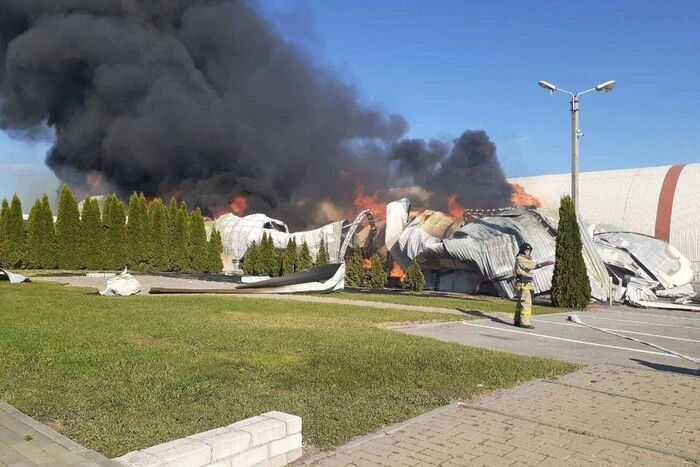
<box><xmin>513</xmin><ymin>242</ymin><xmax>536</xmax><ymax>329</ymax></box>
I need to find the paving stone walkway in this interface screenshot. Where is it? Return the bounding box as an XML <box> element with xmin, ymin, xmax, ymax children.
<box><xmin>296</xmin><ymin>365</ymin><xmax>699</xmax><ymax>466</ymax></box>
<box><xmin>0</xmin><ymin>402</ymin><xmax>118</xmax><ymax>467</ymax></box>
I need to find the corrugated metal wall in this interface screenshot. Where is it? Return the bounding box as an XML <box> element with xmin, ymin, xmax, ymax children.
<box><xmin>509</xmin><ymin>164</ymin><xmax>700</xmax><ymax>281</ymax></box>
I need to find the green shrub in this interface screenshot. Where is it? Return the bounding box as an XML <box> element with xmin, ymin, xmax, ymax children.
<box><xmin>56</xmin><ymin>186</ymin><xmax>80</xmax><ymax>270</ymax></box>
<box><xmin>297</xmin><ymin>240</ymin><xmax>313</xmax><ymax>271</ymax></box>
<box><xmin>403</xmin><ymin>261</ymin><xmax>426</xmax><ymax>292</ymax></box>
<box><xmin>551</xmin><ymin>195</ymin><xmax>591</xmax><ymax>309</ymax></box>
<box><xmin>345</xmin><ymin>243</ymin><xmax>366</xmax><ymax>288</ymax></box>
<box><xmin>315</xmin><ymin>240</ymin><xmax>329</xmax><ymax>266</ymax></box>
<box><xmin>366</xmin><ymin>254</ymin><xmax>387</xmax><ymax>289</ymax></box>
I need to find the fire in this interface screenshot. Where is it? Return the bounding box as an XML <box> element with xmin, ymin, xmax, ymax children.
<box><xmin>363</xmin><ymin>258</ymin><xmax>372</xmax><ymax>270</ymax></box>
<box><xmin>230</xmin><ymin>195</ymin><xmax>249</xmax><ymax>215</ymax></box>
<box><xmin>86</xmin><ymin>171</ymin><xmax>104</xmax><ymax>191</ymax></box>
<box><xmin>390</xmin><ymin>262</ymin><xmax>405</xmax><ymax>282</ymax></box>
<box><xmin>446</xmin><ymin>194</ymin><xmax>466</xmax><ymax>218</ymax></box>
<box><xmin>510</xmin><ymin>184</ymin><xmax>542</xmax><ymax>207</ymax></box>
<box><xmin>351</xmin><ymin>185</ymin><xmax>387</xmax><ymax>221</ymax></box>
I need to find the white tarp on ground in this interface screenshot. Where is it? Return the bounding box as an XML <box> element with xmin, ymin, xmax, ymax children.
<box><xmin>210</xmin><ymin>213</ymin><xmax>345</xmax><ymax>270</ymax></box>
<box><xmin>100</xmin><ymin>269</ymin><xmax>141</xmax><ymax>296</ymax></box>
<box><xmin>239</xmin><ymin>262</ymin><xmax>346</xmax><ymax>294</ymax></box>
<box><xmin>0</xmin><ymin>269</ymin><xmax>30</xmax><ymax>283</ymax></box>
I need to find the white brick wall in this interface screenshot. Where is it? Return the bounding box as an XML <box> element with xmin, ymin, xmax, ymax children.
<box><xmin>114</xmin><ymin>412</ymin><xmax>303</xmax><ymax>467</ymax></box>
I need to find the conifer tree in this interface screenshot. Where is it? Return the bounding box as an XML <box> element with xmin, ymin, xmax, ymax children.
<box><xmin>345</xmin><ymin>242</ymin><xmax>366</xmax><ymax>288</ymax></box>
<box><xmin>270</xmin><ymin>247</ymin><xmax>283</xmax><ymax>277</ymax></box>
<box><xmin>26</xmin><ymin>195</ymin><xmax>57</xmax><ymax>269</ymax></box>
<box><xmin>281</xmin><ymin>238</ymin><xmax>297</xmax><ymax>276</ymax></box>
<box><xmin>0</xmin><ymin>198</ymin><xmax>7</xmax><ymax>238</ymax></box>
<box><xmin>403</xmin><ymin>261</ymin><xmax>426</xmax><ymax>292</ymax></box>
<box><xmin>243</xmin><ymin>241</ymin><xmax>259</xmax><ymax>275</ymax></box>
<box><xmin>0</xmin><ymin>198</ymin><xmax>8</xmax><ymax>267</ymax></box>
<box><xmin>297</xmin><ymin>240</ymin><xmax>313</xmax><ymax>271</ymax></box>
<box><xmin>551</xmin><ymin>195</ymin><xmax>592</xmax><ymax>309</ymax></box>
<box><xmin>366</xmin><ymin>254</ymin><xmax>387</xmax><ymax>289</ymax></box>
<box><xmin>4</xmin><ymin>194</ymin><xmax>26</xmax><ymax>268</ymax></box>
<box><xmin>315</xmin><ymin>240</ymin><xmax>329</xmax><ymax>267</ymax></box>
<box><xmin>148</xmin><ymin>199</ymin><xmax>170</xmax><ymax>271</ymax></box>
<box><xmin>78</xmin><ymin>197</ymin><xmax>104</xmax><ymax>270</ymax></box>
<box><xmin>206</xmin><ymin>228</ymin><xmax>224</xmax><ymax>274</ymax></box>
<box><xmin>258</xmin><ymin>232</ymin><xmax>274</xmax><ymax>276</ymax></box>
<box><xmin>103</xmin><ymin>194</ymin><xmax>128</xmax><ymax>270</ymax></box>
<box><xmin>26</xmin><ymin>198</ymin><xmax>43</xmax><ymax>268</ymax></box>
<box><xmin>56</xmin><ymin>185</ymin><xmax>80</xmax><ymax>270</ymax></box>
<box><xmin>40</xmin><ymin>195</ymin><xmax>58</xmax><ymax>269</ymax></box>
<box><xmin>167</xmin><ymin>198</ymin><xmax>178</xmax><ymax>268</ymax></box>
<box><xmin>138</xmin><ymin>194</ymin><xmax>151</xmax><ymax>269</ymax></box>
<box><xmin>169</xmin><ymin>202</ymin><xmax>190</xmax><ymax>272</ymax></box>
<box><xmin>126</xmin><ymin>193</ymin><xmax>145</xmax><ymax>269</ymax></box>
<box><xmin>290</xmin><ymin>237</ymin><xmax>299</xmax><ymax>272</ymax></box>
<box><xmin>188</xmin><ymin>208</ymin><xmax>208</xmax><ymax>273</ymax></box>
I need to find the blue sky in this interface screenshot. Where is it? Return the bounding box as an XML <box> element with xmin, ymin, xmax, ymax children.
<box><xmin>2</xmin><ymin>0</ymin><xmax>699</xmax><ymax>203</ymax></box>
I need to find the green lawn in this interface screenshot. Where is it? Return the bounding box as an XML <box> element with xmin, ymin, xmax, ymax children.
<box><xmin>326</xmin><ymin>290</ymin><xmax>566</xmax><ymax>315</ymax></box>
<box><xmin>0</xmin><ymin>281</ymin><xmax>579</xmax><ymax>458</ymax></box>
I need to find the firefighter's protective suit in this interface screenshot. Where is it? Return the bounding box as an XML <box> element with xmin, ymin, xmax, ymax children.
<box><xmin>514</xmin><ymin>247</ymin><xmax>536</xmax><ymax>327</ymax></box>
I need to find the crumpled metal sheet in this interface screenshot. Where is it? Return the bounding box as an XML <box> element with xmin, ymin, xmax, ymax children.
<box><xmin>212</xmin><ymin>213</ymin><xmax>346</xmax><ymax>265</ymax></box>
<box><xmin>0</xmin><ymin>269</ymin><xmax>30</xmax><ymax>283</ymax></box>
<box><xmin>385</xmin><ymin>201</ymin><xmax>611</xmax><ymax>301</ymax></box>
<box><xmin>593</xmin><ymin>230</ymin><xmax>694</xmax><ymax>288</ymax></box>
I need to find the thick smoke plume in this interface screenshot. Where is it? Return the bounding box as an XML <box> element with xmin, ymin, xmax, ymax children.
<box><xmin>0</xmin><ymin>0</ymin><xmax>512</xmax><ymax>228</ymax></box>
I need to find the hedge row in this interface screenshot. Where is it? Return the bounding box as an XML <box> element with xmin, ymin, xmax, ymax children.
<box><xmin>0</xmin><ymin>186</ymin><xmax>223</xmax><ymax>274</ymax></box>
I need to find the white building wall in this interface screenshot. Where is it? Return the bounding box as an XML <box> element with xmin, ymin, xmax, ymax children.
<box><xmin>670</xmin><ymin>164</ymin><xmax>700</xmax><ymax>278</ymax></box>
<box><xmin>509</xmin><ymin>164</ymin><xmax>700</xmax><ymax>280</ymax></box>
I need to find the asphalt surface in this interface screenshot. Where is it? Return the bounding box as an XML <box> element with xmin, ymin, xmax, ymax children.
<box><xmin>392</xmin><ymin>306</ymin><xmax>700</xmax><ymax>374</ymax></box>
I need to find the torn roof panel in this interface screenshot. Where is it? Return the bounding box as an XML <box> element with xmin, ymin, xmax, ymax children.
<box><xmin>593</xmin><ymin>230</ymin><xmax>694</xmax><ymax>288</ymax></box>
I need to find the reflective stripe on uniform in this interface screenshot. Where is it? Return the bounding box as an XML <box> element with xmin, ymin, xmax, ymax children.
<box><xmin>515</xmin><ymin>283</ymin><xmax>533</xmax><ymax>291</ymax></box>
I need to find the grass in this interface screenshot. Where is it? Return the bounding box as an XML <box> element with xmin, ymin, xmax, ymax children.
<box><xmin>0</xmin><ymin>281</ymin><xmax>580</xmax><ymax>458</ymax></box>
<box><xmin>325</xmin><ymin>290</ymin><xmax>567</xmax><ymax>315</ymax></box>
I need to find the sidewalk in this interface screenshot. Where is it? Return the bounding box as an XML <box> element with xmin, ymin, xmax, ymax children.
<box><xmin>296</xmin><ymin>364</ymin><xmax>699</xmax><ymax>466</ymax></box>
<box><xmin>0</xmin><ymin>402</ymin><xmax>118</xmax><ymax>467</ymax></box>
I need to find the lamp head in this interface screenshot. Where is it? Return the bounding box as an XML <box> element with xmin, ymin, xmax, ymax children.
<box><xmin>538</xmin><ymin>80</ymin><xmax>557</xmax><ymax>92</ymax></box>
<box><xmin>595</xmin><ymin>80</ymin><xmax>616</xmax><ymax>92</ymax></box>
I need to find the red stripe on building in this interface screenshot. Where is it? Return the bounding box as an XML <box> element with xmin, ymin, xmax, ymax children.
<box><xmin>654</xmin><ymin>164</ymin><xmax>686</xmax><ymax>242</ymax></box>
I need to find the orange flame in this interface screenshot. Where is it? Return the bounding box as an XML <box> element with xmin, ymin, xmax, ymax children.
<box><xmin>510</xmin><ymin>184</ymin><xmax>542</xmax><ymax>207</ymax></box>
<box><xmin>390</xmin><ymin>262</ymin><xmax>405</xmax><ymax>282</ymax></box>
<box><xmin>362</xmin><ymin>258</ymin><xmax>372</xmax><ymax>270</ymax></box>
<box><xmin>86</xmin><ymin>171</ymin><xmax>104</xmax><ymax>191</ymax></box>
<box><xmin>446</xmin><ymin>194</ymin><xmax>466</xmax><ymax>218</ymax></box>
<box><xmin>351</xmin><ymin>185</ymin><xmax>387</xmax><ymax>221</ymax></box>
<box><xmin>230</xmin><ymin>195</ymin><xmax>249</xmax><ymax>215</ymax></box>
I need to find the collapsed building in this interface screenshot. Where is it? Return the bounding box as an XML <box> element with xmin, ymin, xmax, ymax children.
<box><xmin>209</xmin><ymin>194</ymin><xmax>697</xmax><ymax>307</ymax></box>
<box><xmin>382</xmin><ymin>198</ymin><xmax>696</xmax><ymax>308</ymax></box>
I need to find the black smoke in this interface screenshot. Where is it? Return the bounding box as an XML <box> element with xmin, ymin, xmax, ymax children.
<box><xmin>0</xmin><ymin>0</ymin><xmax>512</xmax><ymax>227</ymax></box>
<box><xmin>390</xmin><ymin>131</ymin><xmax>512</xmax><ymax>209</ymax></box>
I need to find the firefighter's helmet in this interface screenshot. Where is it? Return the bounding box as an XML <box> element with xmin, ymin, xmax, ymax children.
<box><xmin>518</xmin><ymin>243</ymin><xmax>533</xmax><ymax>255</ymax></box>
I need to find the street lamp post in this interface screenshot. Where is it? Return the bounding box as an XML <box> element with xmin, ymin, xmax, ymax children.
<box><xmin>537</xmin><ymin>79</ymin><xmax>616</xmax><ymax>213</ymax></box>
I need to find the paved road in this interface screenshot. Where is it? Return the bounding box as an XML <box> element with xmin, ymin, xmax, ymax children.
<box><xmin>298</xmin><ymin>364</ymin><xmax>699</xmax><ymax>466</ymax></box>
<box><xmin>392</xmin><ymin>306</ymin><xmax>700</xmax><ymax>373</ymax></box>
<box><xmin>297</xmin><ymin>305</ymin><xmax>699</xmax><ymax>466</ymax></box>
